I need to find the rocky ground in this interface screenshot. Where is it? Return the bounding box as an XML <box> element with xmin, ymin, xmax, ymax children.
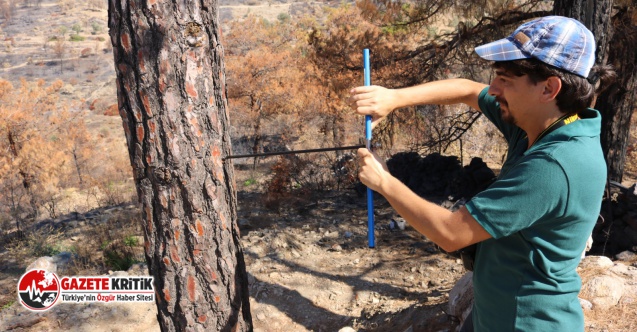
<box><xmin>0</xmin><ymin>186</ymin><xmax>467</xmax><ymax>332</ymax></box>
<box><xmin>1</xmin><ymin>0</ymin><xmax>637</xmax><ymax>331</ymax></box>
<box><xmin>1</xmin><ymin>183</ymin><xmax>636</xmax><ymax>332</ymax></box>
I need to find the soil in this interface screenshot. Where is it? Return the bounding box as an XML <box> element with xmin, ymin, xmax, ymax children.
<box><xmin>1</xmin><ymin>1</ymin><xmax>636</xmax><ymax>331</ymax></box>
<box><xmin>0</xmin><ymin>185</ymin><xmax>465</xmax><ymax>332</ymax></box>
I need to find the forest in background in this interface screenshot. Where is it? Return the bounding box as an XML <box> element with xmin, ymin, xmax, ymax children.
<box><xmin>0</xmin><ymin>0</ymin><xmax>636</xmax><ymax>263</ymax></box>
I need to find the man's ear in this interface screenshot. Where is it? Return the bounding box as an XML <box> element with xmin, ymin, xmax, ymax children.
<box><xmin>541</xmin><ymin>76</ymin><xmax>562</xmax><ymax>102</ymax></box>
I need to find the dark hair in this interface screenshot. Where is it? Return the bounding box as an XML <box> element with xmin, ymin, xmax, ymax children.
<box><xmin>493</xmin><ymin>59</ymin><xmax>616</xmax><ymax>114</ymax></box>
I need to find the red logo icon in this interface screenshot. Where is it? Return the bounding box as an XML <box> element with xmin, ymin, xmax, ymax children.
<box><xmin>17</xmin><ymin>270</ymin><xmax>60</xmax><ymax>311</ymax></box>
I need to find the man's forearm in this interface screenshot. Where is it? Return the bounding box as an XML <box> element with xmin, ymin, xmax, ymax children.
<box><xmin>378</xmin><ymin>174</ymin><xmax>491</xmax><ymax>252</ymax></box>
<box><xmin>392</xmin><ymin>79</ymin><xmax>486</xmax><ymax>111</ymax></box>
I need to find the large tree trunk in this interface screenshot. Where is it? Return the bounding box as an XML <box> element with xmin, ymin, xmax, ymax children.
<box><xmin>554</xmin><ymin>0</ymin><xmax>637</xmax><ymax>182</ymax></box>
<box><xmin>552</xmin><ymin>0</ymin><xmax>613</xmax><ymax>64</ymax></box>
<box><xmin>108</xmin><ymin>1</ymin><xmax>252</xmax><ymax>331</ymax></box>
<box><xmin>596</xmin><ymin>5</ymin><xmax>637</xmax><ymax>182</ymax></box>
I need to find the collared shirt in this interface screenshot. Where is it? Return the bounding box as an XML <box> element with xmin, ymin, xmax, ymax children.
<box><xmin>464</xmin><ymin>87</ymin><xmax>606</xmax><ymax>331</ymax></box>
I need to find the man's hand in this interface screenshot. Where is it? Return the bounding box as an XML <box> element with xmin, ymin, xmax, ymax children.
<box><xmin>349</xmin><ymin>86</ymin><xmax>398</xmax><ymax>128</ymax></box>
<box><xmin>357</xmin><ymin>148</ymin><xmax>390</xmax><ymax>193</ymax></box>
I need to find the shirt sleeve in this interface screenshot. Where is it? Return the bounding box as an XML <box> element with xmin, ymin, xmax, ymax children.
<box><xmin>465</xmin><ymin>153</ymin><xmax>569</xmax><ymax>239</ymax></box>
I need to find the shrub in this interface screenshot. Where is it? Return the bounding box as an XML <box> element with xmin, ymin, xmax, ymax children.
<box><xmin>103</xmin><ymin>240</ymin><xmax>138</xmax><ymax>271</ymax></box>
<box><xmin>70</xmin><ymin>34</ymin><xmax>85</xmax><ymax>42</ymax></box>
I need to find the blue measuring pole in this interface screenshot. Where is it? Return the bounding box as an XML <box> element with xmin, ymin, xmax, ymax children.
<box><xmin>363</xmin><ymin>49</ymin><xmax>375</xmax><ymax>248</ymax></box>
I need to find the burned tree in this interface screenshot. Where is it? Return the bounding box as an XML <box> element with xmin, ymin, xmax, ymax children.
<box><xmin>554</xmin><ymin>0</ymin><xmax>637</xmax><ymax>182</ymax></box>
<box><xmin>108</xmin><ymin>0</ymin><xmax>252</xmax><ymax>331</ymax></box>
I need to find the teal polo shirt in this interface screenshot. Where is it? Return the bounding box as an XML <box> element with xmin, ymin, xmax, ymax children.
<box><xmin>464</xmin><ymin>87</ymin><xmax>606</xmax><ymax>331</ymax></box>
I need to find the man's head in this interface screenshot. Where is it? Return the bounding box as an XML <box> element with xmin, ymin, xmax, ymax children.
<box><xmin>475</xmin><ymin>16</ymin><xmax>599</xmax><ymax>115</ymax></box>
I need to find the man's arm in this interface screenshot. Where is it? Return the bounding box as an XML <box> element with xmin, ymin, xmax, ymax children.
<box><xmin>357</xmin><ymin>148</ymin><xmax>492</xmax><ymax>252</ymax></box>
<box><xmin>349</xmin><ymin>78</ymin><xmax>487</xmax><ymax>127</ymax></box>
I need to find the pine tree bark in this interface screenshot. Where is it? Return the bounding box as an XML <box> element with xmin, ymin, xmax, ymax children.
<box><xmin>554</xmin><ymin>0</ymin><xmax>637</xmax><ymax>182</ymax></box>
<box><xmin>596</xmin><ymin>5</ymin><xmax>637</xmax><ymax>182</ymax></box>
<box><xmin>108</xmin><ymin>1</ymin><xmax>252</xmax><ymax>331</ymax></box>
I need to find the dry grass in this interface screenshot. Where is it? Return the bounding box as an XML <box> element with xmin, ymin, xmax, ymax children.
<box><xmin>584</xmin><ymin>301</ymin><xmax>637</xmax><ymax>332</ymax></box>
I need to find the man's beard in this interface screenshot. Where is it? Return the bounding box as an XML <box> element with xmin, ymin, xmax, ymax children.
<box><xmin>497</xmin><ymin>97</ymin><xmax>516</xmax><ymax>125</ymax></box>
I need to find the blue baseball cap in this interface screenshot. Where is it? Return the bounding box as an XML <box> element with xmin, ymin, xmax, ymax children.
<box><xmin>475</xmin><ymin>16</ymin><xmax>596</xmax><ymax>78</ymax></box>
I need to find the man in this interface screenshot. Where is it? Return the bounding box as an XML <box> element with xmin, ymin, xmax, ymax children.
<box><xmin>349</xmin><ymin>16</ymin><xmax>614</xmax><ymax>331</ymax></box>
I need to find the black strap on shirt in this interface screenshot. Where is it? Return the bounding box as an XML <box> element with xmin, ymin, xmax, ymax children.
<box><xmin>527</xmin><ymin>113</ymin><xmax>579</xmax><ymax>147</ymax></box>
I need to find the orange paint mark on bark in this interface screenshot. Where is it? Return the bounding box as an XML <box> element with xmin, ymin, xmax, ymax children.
<box><xmin>193</xmin><ymin>249</ymin><xmax>201</xmax><ymax>257</ymax></box>
<box><xmin>187</xmin><ymin>275</ymin><xmax>196</xmax><ymax>301</ymax></box>
<box><xmin>136</xmin><ymin>124</ymin><xmax>144</xmax><ymax>142</ymax></box>
<box><xmin>121</xmin><ymin>33</ymin><xmax>131</xmax><ymax>53</ymax></box>
<box><xmin>211</xmin><ymin>270</ymin><xmax>217</xmax><ymax>281</ymax></box>
<box><xmin>141</xmin><ymin>92</ymin><xmax>152</xmax><ymax>117</ymax></box>
<box><xmin>170</xmin><ymin>246</ymin><xmax>180</xmax><ymax>263</ymax></box>
<box><xmin>163</xmin><ymin>288</ymin><xmax>171</xmax><ymax>302</ymax></box>
<box><xmin>163</xmin><ymin>257</ymin><xmax>170</xmax><ymax>266</ymax></box>
<box><xmin>174</xmin><ymin>229</ymin><xmax>180</xmax><ymax>241</ymax></box>
<box><xmin>186</xmin><ymin>82</ymin><xmax>198</xmax><ymax>98</ymax></box>
<box><xmin>118</xmin><ymin>63</ymin><xmax>128</xmax><ymax>75</ymax></box>
<box><xmin>198</xmin><ymin>315</ymin><xmax>207</xmax><ymax>323</ymax></box>
<box><xmin>137</xmin><ymin>50</ymin><xmax>145</xmax><ymax>71</ymax></box>
<box><xmin>214</xmin><ymin>295</ymin><xmax>220</xmax><ymax>303</ymax></box>
<box><xmin>196</xmin><ymin>219</ymin><xmax>204</xmax><ymax>236</ymax></box>
<box><xmin>211</xmin><ymin>145</ymin><xmax>221</xmax><ymax>159</ymax></box>
<box><xmin>220</xmin><ymin>213</ymin><xmax>227</xmax><ymax>230</ymax></box>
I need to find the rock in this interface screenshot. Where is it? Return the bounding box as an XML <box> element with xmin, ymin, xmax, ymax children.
<box><xmin>609</xmin><ymin>262</ymin><xmax>637</xmax><ymax>280</ymax></box>
<box><xmin>579</xmin><ymin>255</ymin><xmax>614</xmax><ymax>269</ymax></box>
<box><xmin>26</xmin><ymin>256</ymin><xmax>57</xmax><ymax>273</ymax></box>
<box><xmin>127</xmin><ymin>263</ymin><xmax>148</xmax><ymax>276</ymax></box>
<box><xmin>338</xmin><ymin>327</ymin><xmax>357</xmax><ymax>332</ymax></box>
<box><xmin>579</xmin><ymin>298</ymin><xmax>593</xmax><ymax>311</ymax></box>
<box><xmin>52</xmin><ymin>252</ymin><xmax>73</xmax><ymax>273</ymax></box>
<box><xmin>60</xmin><ymin>84</ymin><xmax>75</xmax><ymax>95</ymax></box>
<box><xmin>330</xmin><ymin>244</ymin><xmax>343</xmax><ymax>252</ymax></box>
<box><xmin>448</xmin><ymin>272</ymin><xmax>473</xmax><ymax>319</ymax></box>
<box><xmin>580</xmin><ymin>275</ymin><xmax>625</xmax><ymax>309</ymax></box>
<box><xmin>616</xmin><ymin>250</ymin><xmax>637</xmax><ymax>261</ymax></box>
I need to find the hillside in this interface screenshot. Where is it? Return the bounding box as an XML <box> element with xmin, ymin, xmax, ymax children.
<box><xmin>1</xmin><ymin>1</ymin><xmax>636</xmax><ymax>332</ymax></box>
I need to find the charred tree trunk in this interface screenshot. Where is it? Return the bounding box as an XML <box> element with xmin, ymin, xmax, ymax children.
<box><xmin>108</xmin><ymin>1</ymin><xmax>252</xmax><ymax>331</ymax></box>
<box><xmin>596</xmin><ymin>5</ymin><xmax>637</xmax><ymax>182</ymax></box>
<box><xmin>554</xmin><ymin>0</ymin><xmax>637</xmax><ymax>181</ymax></box>
<box><xmin>552</xmin><ymin>0</ymin><xmax>612</xmax><ymax>64</ymax></box>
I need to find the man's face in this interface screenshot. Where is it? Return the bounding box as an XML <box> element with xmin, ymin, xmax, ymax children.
<box><xmin>488</xmin><ymin>68</ymin><xmax>540</xmax><ymax>125</ymax></box>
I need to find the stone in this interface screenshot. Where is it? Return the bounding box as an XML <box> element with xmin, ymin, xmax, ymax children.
<box><xmin>26</xmin><ymin>256</ymin><xmax>57</xmax><ymax>273</ymax></box>
<box><xmin>338</xmin><ymin>327</ymin><xmax>357</xmax><ymax>332</ymax></box>
<box><xmin>52</xmin><ymin>252</ymin><xmax>73</xmax><ymax>274</ymax></box>
<box><xmin>579</xmin><ymin>298</ymin><xmax>593</xmax><ymax>311</ymax></box>
<box><xmin>615</xmin><ymin>250</ymin><xmax>637</xmax><ymax>262</ymax></box>
<box><xmin>448</xmin><ymin>272</ymin><xmax>473</xmax><ymax>319</ymax></box>
<box><xmin>580</xmin><ymin>275</ymin><xmax>625</xmax><ymax>309</ymax></box>
<box><xmin>579</xmin><ymin>255</ymin><xmax>613</xmax><ymax>269</ymax></box>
